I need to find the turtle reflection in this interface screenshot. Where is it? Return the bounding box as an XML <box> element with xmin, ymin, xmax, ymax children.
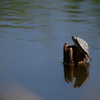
<box><xmin>64</xmin><ymin>64</ymin><xmax>90</xmax><ymax>88</ymax></box>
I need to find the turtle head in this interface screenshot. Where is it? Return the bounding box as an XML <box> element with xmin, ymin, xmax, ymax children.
<box><xmin>72</xmin><ymin>36</ymin><xmax>76</xmax><ymax>42</ymax></box>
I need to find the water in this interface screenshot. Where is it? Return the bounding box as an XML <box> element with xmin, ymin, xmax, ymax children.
<box><xmin>0</xmin><ymin>0</ymin><xmax>100</xmax><ymax>100</ymax></box>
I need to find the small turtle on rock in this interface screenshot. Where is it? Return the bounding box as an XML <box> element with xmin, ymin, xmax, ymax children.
<box><xmin>72</xmin><ymin>36</ymin><xmax>89</xmax><ymax>63</ymax></box>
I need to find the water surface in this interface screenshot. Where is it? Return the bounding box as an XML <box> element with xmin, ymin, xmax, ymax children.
<box><xmin>0</xmin><ymin>0</ymin><xmax>100</xmax><ymax>100</ymax></box>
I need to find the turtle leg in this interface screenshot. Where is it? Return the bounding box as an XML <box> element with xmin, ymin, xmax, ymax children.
<box><xmin>85</xmin><ymin>54</ymin><xmax>89</xmax><ymax>63</ymax></box>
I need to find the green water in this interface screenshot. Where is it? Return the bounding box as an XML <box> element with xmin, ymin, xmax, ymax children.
<box><xmin>0</xmin><ymin>0</ymin><xmax>100</xmax><ymax>100</ymax></box>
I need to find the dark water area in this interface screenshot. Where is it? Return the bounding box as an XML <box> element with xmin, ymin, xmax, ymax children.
<box><xmin>0</xmin><ymin>0</ymin><xmax>100</xmax><ymax>100</ymax></box>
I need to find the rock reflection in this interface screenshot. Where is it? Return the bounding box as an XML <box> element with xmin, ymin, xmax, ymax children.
<box><xmin>64</xmin><ymin>63</ymin><xmax>90</xmax><ymax>88</ymax></box>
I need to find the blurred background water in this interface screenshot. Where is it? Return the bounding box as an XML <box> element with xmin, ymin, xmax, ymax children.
<box><xmin>0</xmin><ymin>0</ymin><xmax>100</xmax><ymax>100</ymax></box>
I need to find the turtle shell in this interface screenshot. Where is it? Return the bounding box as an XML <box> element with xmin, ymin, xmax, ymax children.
<box><xmin>73</xmin><ymin>36</ymin><xmax>89</xmax><ymax>55</ymax></box>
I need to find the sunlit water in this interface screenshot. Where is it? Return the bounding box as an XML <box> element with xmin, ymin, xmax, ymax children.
<box><xmin>0</xmin><ymin>0</ymin><xmax>100</xmax><ymax>100</ymax></box>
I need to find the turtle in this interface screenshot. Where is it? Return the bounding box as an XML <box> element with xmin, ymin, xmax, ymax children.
<box><xmin>72</xmin><ymin>36</ymin><xmax>89</xmax><ymax>63</ymax></box>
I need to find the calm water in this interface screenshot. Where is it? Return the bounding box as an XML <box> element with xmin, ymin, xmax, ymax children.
<box><xmin>0</xmin><ymin>0</ymin><xmax>100</xmax><ymax>100</ymax></box>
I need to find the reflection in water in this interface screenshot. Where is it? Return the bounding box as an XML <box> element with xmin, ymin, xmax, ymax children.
<box><xmin>0</xmin><ymin>0</ymin><xmax>56</xmax><ymax>48</ymax></box>
<box><xmin>64</xmin><ymin>64</ymin><xmax>90</xmax><ymax>88</ymax></box>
